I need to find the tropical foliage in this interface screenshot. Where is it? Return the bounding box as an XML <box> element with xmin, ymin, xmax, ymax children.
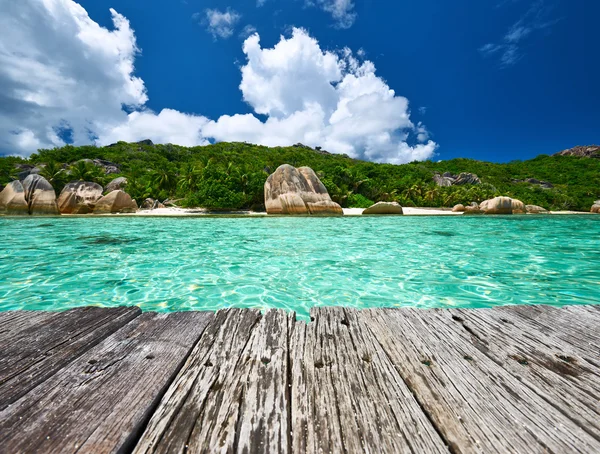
<box><xmin>1</xmin><ymin>141</ymin><xmax>598</xmax><ymax>211</ymax></box>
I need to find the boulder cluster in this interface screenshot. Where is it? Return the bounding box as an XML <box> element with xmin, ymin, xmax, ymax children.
<box><xmin>0</xmin><ymin>174</ymin><xmax>138</xmax><ymax>216</ymax></box>
<box><xmin>452</xmin><ymin>197</ymin><xmax>547</xmax><ymax>215</ymax></box>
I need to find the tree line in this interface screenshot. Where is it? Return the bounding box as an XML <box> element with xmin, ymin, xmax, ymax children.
<box><xmin>0</xmin><ymin>141</ymin><xmax>598</xmax><ymax>211</ymax></box>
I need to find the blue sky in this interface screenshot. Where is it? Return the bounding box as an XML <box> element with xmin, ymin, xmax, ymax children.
<box><xmin>1</xmin><ymin>0</ymin><xmax>598</xmax><ymax>162</ymax></box>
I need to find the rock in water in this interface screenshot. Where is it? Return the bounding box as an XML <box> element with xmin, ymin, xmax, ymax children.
<box><xmin>479</xmin><ymin>196</ymin><xmax>525</xmax><ymax>215</ymax></box>
<box><xmin>0</xmin><ymin>181</ymin><xmax>29</xmax><ymax>215</ymax></box>
<box><xmin>93</xmin><ymin>190</ymin><xmax>138</xmax><ymax>214</ymax></box>
<box><xmin>105</xmin><ymin>177</ymin><xmax>127</xmax><ymax>193</ymax></box>
<box><xmin>58</xmin><ymin>181</ymin><xmax>104</xmax><ymax>214</ymax></box>
<box><xmin>22</xmin><ymin>174</ymin><xmax>58</xmax><ymax>215</ymax></box>
<box><xmin>264</xmin><ymin>164</ymin><xmax>342</xmax><ymax>215</ymax></box>
<box><xmin>526</xmin><ymin>205</ymin><xmax>548</xmax><ymax>214</ymax></box>
<box><xmin>363</xmin><ymin>202</ymin><xmax>403</xmax><ymax>215</ymax></box>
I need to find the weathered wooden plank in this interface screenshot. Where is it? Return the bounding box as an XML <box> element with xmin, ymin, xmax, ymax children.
<box><xmin>0</xmin><ymin>306</ymin><xmax>141</xmax><ymax>409</ymax></box>
<box><xmin>494</xmin><ymin>305</ymin><xmax>600</xmax><ymax>358</ymax></box>
<box><xmin>0</xmin><ymin>311</ymin><xmax>213</xmax><ymax>454</ymax></box>
<box><xmin>289</xmin><ymin>313</ymin><xmax>345</xmax><ymax>453</ymax></box>
<box><xmin>290</xmin><ymin>307</ymin><xmax>449</xmax><ymax>454</ymax></box>
<box><xmin>234</xmin><ymin>309</ymin><xmax>293</xmax><ymax>453</ymax></box>
<box><xmin>133</xmin><ymin>308</ymin><xmax>262</xmax><ymax>453</ymax></box>
<box><xmin>362</xmin><ymin>308</ymin><xmax>600</xmax><ymax>453</ymax></box>
<box><xmin>0</xmin><ymin>310</ymin><xmax>56</xmax><ymax>341</ymax></box>
<box><xmin>448</xmin><ymin>307</ymin><xmax>600</xmax><ymax>441</ymax></box>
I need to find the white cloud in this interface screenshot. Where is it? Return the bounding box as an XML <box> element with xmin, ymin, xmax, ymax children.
<box><xmin>0</xmin><ymin>0</ymin><xmax>150</xmax><ymax>156</ymax></box>
<box><xmin>480</xmin><ymin>0</ymin><xmax>559</xmax><ymax>67</ymax></box>
<box><xmin>307</xmin><ymin>0</ymin><xmax>357</xmax><ymax>29</ymax></box>
<box><xmin>205</xmin><ymin>29</ymin><xmax>437</xmax><ymax>164</ymax></box>
<box><xmin>0</xmin><ymin>2</ymin><xmax>436</xmax><ymax>165</ymax></box>
<box><xmin>239</xmin><ymin>25</ymin><xmax>257</xmax><ymax>39</ymax></box>
<box><xmin>97</xmin><ymin>109</ymin><xmax>210</xmax><ymax>147</ymax></box>
<box><xmin>202</xmin><ymin>8</ymin><xmax>241</xmax><ymax>40</ymax></box>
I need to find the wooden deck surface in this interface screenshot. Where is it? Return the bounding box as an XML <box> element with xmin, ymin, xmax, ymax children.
<box><xmin>0</xmin><ymin>305</ymin><xmax>598</xmax><ymax>453</ymax></box>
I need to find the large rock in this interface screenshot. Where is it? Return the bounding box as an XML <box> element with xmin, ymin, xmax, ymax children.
<box><xmin>0</xmin><ymin>181</ymin><xmax>28</xmax><ymax>215</ymax></box>
<box><xmin>511</xmin><ymin>198</ymin><xmax>526</xmax><ymax>214</ymax></box>
<box><xmin>57</xmin><ymin>181</ymin><xmax>104</xmax><ymax>214</ymax></box>
<box><xmin>105</xmin><ymin>177</ymin><xmax>127</xmax><ymax>193</ymax></box>
<box><xmin>93</xmin><ymin>190</ymin><xmax>138</xmax><ymax>214</ymax></box>
<box><xmin>433</xmin><ymin>174</ymin><xmax>453</xmax><ymax>187</ymax></box>
<box><xmin>264</xmin><ymin>164</ymin><xmax>342</xmax><ymax>215</ymax></box>
<box><xmin>433</xmin><ymin>172</ymin><xmax>481</xmax><ymax>187</ymax></box>
<box><xmin>22</xmin><ymin>174</ymin><xmax>58</xmax><ymax>215</ymax></box>
<box><xmin>93</xmin><ymin>159</ymin><xmax>120</xmax><ymax>174</ymax></box>
<box><xmin>15</xmin><ymin>164</ymin><xmax>41</xmax><ymax>181</ymax></box>
<box><xmin>363</xmin><ymin>202</ymin><xmax>403</xmax><ymax>215</ymax></box>
<box><xmin>526</xmin><ymin>205</ymin><xmax>548</xmax><ymax>214</ymax></box>
<box><xmin>591</xmin><ymin>201</ymin><xmax>600</xmax><ymax>214</ymax></box>
<box><xmin>554</xmin><ymin>145</ymin><xmax>600</xmax><ymax>158</ymax></box>
<box><xmin>454</xmin><ymin>173</ymin><xmax>481</xmax><ymax>185</ymax></box>
<box><xmin>479</xmin><ymin>196</ymin><xmax>524</xmax><ymax>215</ymax></box>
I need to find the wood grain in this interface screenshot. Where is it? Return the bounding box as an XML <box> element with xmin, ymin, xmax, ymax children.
<box><xmin>0</xmin><ymin>311</ymin><xmax>212</xmax><ymax>454</ymax></box>
<box><xmin>0</xmin><ymin>306</ymin><xmax>141</xmax><ymax>409</ymax></box>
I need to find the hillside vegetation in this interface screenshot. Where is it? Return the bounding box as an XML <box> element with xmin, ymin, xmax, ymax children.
<box><xmin>1</xmin><ymin>141</ymin><xmax>599</xmax><ymax>211</ymax></box>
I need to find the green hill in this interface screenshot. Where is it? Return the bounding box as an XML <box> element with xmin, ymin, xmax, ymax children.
<box><xmin>1</xmin><ymin>141</ymin><xmax>599</xmax><ymax>211</ymax></box>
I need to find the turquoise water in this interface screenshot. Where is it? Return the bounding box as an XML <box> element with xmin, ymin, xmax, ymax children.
<box><xmin>1</xmin><ymin>215</ymin><xmax>599</xmax><ymax>320</ymax></box>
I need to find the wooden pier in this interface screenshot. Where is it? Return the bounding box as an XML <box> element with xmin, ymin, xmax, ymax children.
<box><xmin>0</xmin><ymin>304</ymin><xmax>598</xmax><ymax>453</ymax></box>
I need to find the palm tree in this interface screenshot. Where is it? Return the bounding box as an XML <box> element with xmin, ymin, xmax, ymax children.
<box><xmin>39</xmin><ymin>161</ymin><xmax>65</xmax><ymax>186</ymax></box>
<box><xmin>150</xmin><ymin>169</ymin><xmax>176</xmax><ymax>193</ymax></box>
<box><xmin>178</xmin><ymin>163</ymin><xmax>202</xmax><ymax>192</ymax></box>
<box><xmin>69</xmin><ymin>160</ymin><xmax>99</xmax><ymax>182</ymax></box>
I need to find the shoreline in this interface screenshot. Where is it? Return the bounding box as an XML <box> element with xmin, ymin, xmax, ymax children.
<box><xmin>124</xmin><ymin>207</ymin><xmax>597</xmax><ymax>217</ymax></box>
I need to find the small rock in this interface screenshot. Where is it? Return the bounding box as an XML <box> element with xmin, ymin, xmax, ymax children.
<box><xmin>452</xmin><ymin>204</ymin><xmax>465</xmax><ymax>212</ymax></box>
<box><xmin>141</xmin><ymin>198</ymin><xmax>156</xmax><ymax>210</ymax></box>
<box><xmin>363</xmin><ymin>202</ymin><xmax>403</xmax><ymax>215</ymax></box>
<box><xmin>526</xmin><ymin>205</ymin><xmax>548</xmax><ymax>214</ymax></box>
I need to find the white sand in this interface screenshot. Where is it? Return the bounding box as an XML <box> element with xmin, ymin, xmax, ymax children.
<box><xmin>127</xmin><ymin>207</ymin><xmax>594</xmax><ymax>217</ymax></box>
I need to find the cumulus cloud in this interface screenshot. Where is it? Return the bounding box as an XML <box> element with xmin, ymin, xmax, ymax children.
<box><xmin>480</xmin><ymin>0</ymin><xmax>559</xmax><ymax>67</ymax></box>
<box><xmin>0</xmin><ymin>1</ymin><xmax>436</xmax><ymax>165</ymax></box>
<box><xmin>205</xmin><ymin>29</ymin><xmax>437</xmax><ymax>164</ymax></box>
<box><xmin>201</xmin><ymin>8</ymin><xmax>241</xmax><ymax>40</ymax></box>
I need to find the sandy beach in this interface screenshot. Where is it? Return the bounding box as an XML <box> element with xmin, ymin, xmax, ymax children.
<box><xmin>125</xmin><ymin>207</ymin><xmax>598</xmax><ymax>216</ymax></box>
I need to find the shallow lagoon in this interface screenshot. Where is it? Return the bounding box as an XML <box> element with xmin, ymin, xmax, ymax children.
<box><xmin>1</xmin><ymin>215</ymin><xmax>599</xmax><ymax>320</ymax></box>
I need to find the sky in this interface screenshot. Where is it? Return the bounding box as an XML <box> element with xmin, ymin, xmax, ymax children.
<box><xmin>0</xmin><ymin>0</ymin><xmax>598</xmax><ymax>163</ymax></box>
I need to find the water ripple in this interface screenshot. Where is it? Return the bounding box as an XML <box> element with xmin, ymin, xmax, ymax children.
<box><xmin>0</xmin><ymin>215</ymin><xmax>599</xmax><ymax>320</ymax></box>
